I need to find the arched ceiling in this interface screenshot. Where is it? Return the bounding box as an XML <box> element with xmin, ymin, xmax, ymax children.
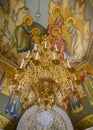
<box><xmin>25</xmin><ymin>0</ymin><xmax>93</xmax><ymax>30</ymax></box>
<box><xmin>0</xmin><ymin>0</ymin><xmax>93</xmax><ymax>130</ymax></box>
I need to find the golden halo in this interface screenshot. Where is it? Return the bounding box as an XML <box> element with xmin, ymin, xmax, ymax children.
<box><xmin>66</xmin><ymin>17</ymin><xmax>75</xmax><ymax>27</ymax></box>
<box><xmin>52</xmin><ymin>27</ymin><xmax>61</xmax><ymax>37</ymax></box>
<box><xmin>23</xmin><ymin>15</ymin><xmax>33</xmax><ymax>26</ymax></box>
<box><xmin>52</xmin><ymin>5</ymin><xmax>62</xmax><ymax>17</ymax></box>
<box><xmin>30</xmin><ymin>27</ymin><xmax>41</xmax><ymax>36</ymax></box>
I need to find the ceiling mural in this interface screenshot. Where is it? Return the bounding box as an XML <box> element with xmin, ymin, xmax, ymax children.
<box><xmin>0</xmin><ymin>0</ymin><xmax>93</xmax><ymax>130</ymax></box>
<box><xmin>17</xmin><ymin>106</ymin><xmax>74</xmax><ymax>130</ymax></box>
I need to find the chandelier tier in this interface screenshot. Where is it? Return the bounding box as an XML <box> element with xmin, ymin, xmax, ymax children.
<box><xmin>5</xmin><ymin>35</ymin><xmax>78</xmax><ymax>117</ymax></box>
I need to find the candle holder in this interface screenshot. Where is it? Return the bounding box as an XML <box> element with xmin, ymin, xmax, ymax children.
<box><xmin>6</xmin><ymin>38</ymin><xmax>78</xmax><ymax>115</ymax></box>
<box><xmin>67</xmin><ymin>67</ymin><xmax>76</xmax><ymax>73</ymax></box>
<box><xmin>32</xmin><ymin>60</ymin><xmax>40</xmax><ymax>65</ymax></box>
<box><xmin>33</xmin><ymin>44</ymin><xmax>38</xmax><ymax>52</ymax></box>
<box><xmin>52</xmin><ymin>59</ymin><xmax>60</xmax><ymax>65</ymax></box>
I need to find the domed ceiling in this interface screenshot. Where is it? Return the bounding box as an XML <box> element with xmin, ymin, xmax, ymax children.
<box><xmin>0</xmin><ymin>0</ymin><xmax>93</xmax><ymax>130</ymax></box>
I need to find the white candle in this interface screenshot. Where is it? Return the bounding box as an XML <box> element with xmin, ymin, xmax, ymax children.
<box><xmin>26</xmin><ymin>50</ymin><xmax>30</xmax><ymax>58</ymax></box>
<box><xmin>67</xmin><ymin>59</ymin><xmax>71</xmax><ymax>68</ymax></box>
<box><xmin>73</xmin><ymin>74</ymin><xmax>77</xmax><ymax>80</ymax></box>
<box><xmin>34</xmin><ymin>44</ymin><xmax>37</xmax><ymax>50</ymax></box>
<box><xmin>44</xmin><ymin>41</ymin><xmax>47</xmax><ymax>48</ymax></box>
<box><xmin>55</xmin><ymin>44</ymin><xmax>58</xmax><ymax>51</ymax></box>
<box><xmin>41</xmin><ymin>41</ymin><xmax>44</xmax><ymax>44</ymax></box>
<box><xmin>20</xmin><ymin>59</ymin><xmax>24</xmax><ymax>68</ymax></box>
<box><xmin>63</xmin><ymin>52</ymin><xmax>66</xmax><ymax>60</ymax></box>
<box><xmin>36</xmin><ymin>52</ymin><xmax>39</xmax><ymax>60</ymax></box>
<box><xmin>53</xmin><ymin>53</ymin><xmax>56</xmax><ymax>59</ymax></box>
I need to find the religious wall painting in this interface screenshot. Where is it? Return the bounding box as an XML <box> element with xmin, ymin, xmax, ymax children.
<box><xmin>0</xmin><ymin>58</ymin><xmax>17</xmax><ymax>96</ymax></box>
<box><xmin>0</xmin><ymin>0</ymin><xmax>27</xmax><ymax>66</ymax></box>
<box><xmin>0</xmin><ymin>0</ymin><xmax>93</xmax><ymax>130</ymax></box>
<box><xmin>0</xmin><ymin>0</ymin><xmax>92</xmax><ymax>68</ymax></box>
<box><xmin>80</xmin><ymin>69</ymin><xmax>93</xmax><ymax>105</ymax></box>
<box><xmin>65</xmin><ymin>66</ymin><xmax>93</xmax><ymax>129</ymax></box>
<box><xmin>47</xmin><ymin>0</ymin><xmax>92</xmax><ymax>67</ymax></box>
<box><xmin>0</xmin><ymin>0</ymin><xmax>46</xmax><ymax>67</ymax></box>
<box><xmin>0</xmin><ymin>0</ymin><xmax>9</xmax><ymax>13</ymax></box>
<box><xmin>56</xmin><ymin>63</ymin><xmax>93</xmax><ymax>129</ymax></box>
<box><xmin>62</xmin><ymin>82</ymin><xmax>84</xmax><ymax>116</ymax></box>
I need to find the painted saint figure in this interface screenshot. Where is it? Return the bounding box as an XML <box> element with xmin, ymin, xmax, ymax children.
<box><xmin>66</xmin><ymin>16</ymin><xmax>85</xmax><ymax>62</ymax></box>
<box><xmin>80</xmin><ymin>70</ymin><xmax>93</xmax><ymax>104</ymax></box>
<box><xmin>47</xmin><ymin>5</ymin><xmax>64</xmax><ymax>34</ymax></box>
<box><xmin>5</xmin><ymin>91</ymin><xmax>20</xmax><ymax>118</ymax></box>
<box><xmin>69</xmin><ymin>90</ymin><xmax>82</xmax><ymax>113</ymax></box>
<box><xmin>15</xmin><ymin>15</ymin><xmax>33</xmax><ymax>52</ymax></box>
<box><xmin>15</xmin><ymin>14</ymin><xmax>46</xmax><ymax>52</ymax></box>
<box><xmin>64</xmin><ymin>87</ymin><xmax>83</xmax><ymax>114</ymax></box>
<box><xmin>66</xmin><ymin>17</ymin><xmax>77</xmax><ymax>56</ymax></box>
<box><xmin>31</xmin><ymin>27</ymin><xmax>41</xmax><ymax>44</ymax></box>
<box><xmin>50</xmin><ymin>27</ymin><xmax>66</xmax><ymax>60</ymax></box>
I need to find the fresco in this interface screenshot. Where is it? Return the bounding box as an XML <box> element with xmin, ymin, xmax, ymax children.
<box><xmin>0</xmin><ymin>0</ymin><xmax>93</xmax><ymax>130</ymax></box>
<box><xmin>0</xmin><ymin>0</ymin><xmax>46</xmax><ymax>66</ymax></box>
<box><xmin>0</xmin><ymin>0</ymin><xmax>92</xmax><ymax>66</ymax></box>
<box><xmin>47</xmin><ymin>0</ymin><xmax>92</xmax><ymax>66</ymax></box>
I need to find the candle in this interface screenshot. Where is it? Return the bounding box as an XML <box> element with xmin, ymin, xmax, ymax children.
<box><xmin>63</xmin><ymin>52</ymin><xmax>66</xmax><ymax>60</ymax></box>
<box><xmin>53</xmin><ymin>53</ymin><xmax>56</xmax><ymax>59</ymax></box>
<box><xmin>55</xmin><ymin>44</ymin><xmax>58</xmax><ymax>51</ymax></box>
<box><xmin>36</xmin><ymin>52</ymin><xmax>39</xmax><ymax>60</ymax></box>
<box><xmin>20</xmin><ymin>59</ymin><xmax>24</xmax><ymax>68</ymax></box>
<box><xmin>34</xmin><ymin>44</ymin><xmax>37</xmax><ymax>50</ymax></box>
<box><xmin>67</xmin><ymin>59</ymin><xmax>71</xmax><ymax>68</ymax></box>
<box><xmin>41</xmin><ymin>41</ymin><xmax>44</xmax><ymax>44</ymax></box>
<box><xmin>26</xmin><ymin>50</ymin><xmax>30</xmax><ymax>58</ymax></box>
<box><xmin>44</xmin><ymin>41</ymin><xmax>47</xmax><ymax>48</ymax></box>
<box><xmin>73</xmin><ymin>74</ymin><xmax>77</xmax><ymax>80</ymax></box>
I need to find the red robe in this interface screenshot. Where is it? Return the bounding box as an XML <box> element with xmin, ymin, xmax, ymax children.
<box><xmin>50</xmin><ymin>35</ymin><xmax>66</xmax><ymax>60</ymax></box>
<box><xmin>47</xmin><ymin>16</ymin><xmax>64</xmax><ymax>34</ymax></box>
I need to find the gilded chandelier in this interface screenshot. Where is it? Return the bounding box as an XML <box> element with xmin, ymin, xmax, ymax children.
<box><xmin>6</xmin><ymin>35</ymin><xmax>78</xmax><ymax>117</ymax></box>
